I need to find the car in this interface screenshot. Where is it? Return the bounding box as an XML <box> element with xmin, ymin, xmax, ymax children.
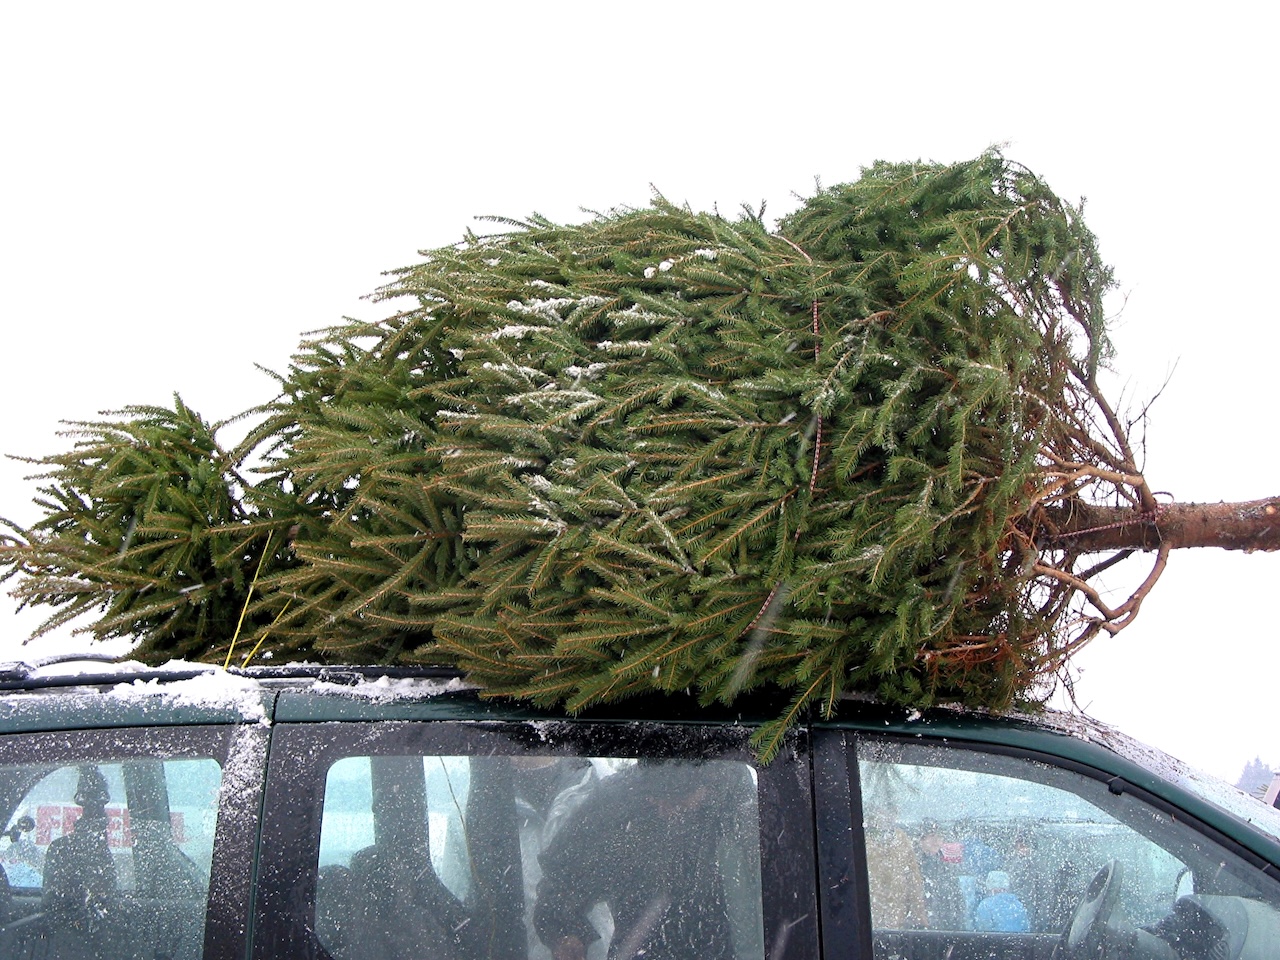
<box><xmin>1</xmin><ymin>656</ymin><xmax>1278</xmax><ymax>960</ymax></box>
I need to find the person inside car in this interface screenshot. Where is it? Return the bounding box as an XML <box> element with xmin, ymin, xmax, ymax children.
<box><xmin>533</xmin><ymin>761</ymin><xmax>751</xmax><ymax>960</ymax></box>
<box><xmin>973</xmin><ymin>870</ymin><xmax>1029</xmax><ymax>933</ymax></box>
<box><xmin>41</xmin><ymin>766</ymin><xmax>119</xmax><ymax>952</ymax></box>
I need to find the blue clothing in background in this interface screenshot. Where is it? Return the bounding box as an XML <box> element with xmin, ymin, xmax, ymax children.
<box><xmin>963</xmin><ymin>839</ymin><xmax>1002</xmax><ymax>875</ymax></box>
<box><xmin>974</xmin><ymin>892</ymin><xmax>1029</xmax><ymax>932</ymax></box>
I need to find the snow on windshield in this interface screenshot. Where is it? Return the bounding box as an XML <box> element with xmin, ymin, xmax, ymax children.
<box><xmin>1016</xmin><ymin>707</ymin><xmax>1280</xmax><ymax>840</ymax></box>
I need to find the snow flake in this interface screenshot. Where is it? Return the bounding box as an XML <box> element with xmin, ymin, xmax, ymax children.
<box><xmin>308</xmin><ymin>674</ymin><xmax>474</xmax><ymax>701</ymax></box>
<box><xmin>686</xmin><ymin>381</ymin><xmax>725</xmax><ymax>400</ymax></box>
<box><xmin>481</xmin><ymin>361</ymin><xmax>545</xmax><ymax>379</ymax></box>
<box><xmin>110</xmin><ymin>667</ymin><xmax>269</xmax><ymax>724</ymax></box>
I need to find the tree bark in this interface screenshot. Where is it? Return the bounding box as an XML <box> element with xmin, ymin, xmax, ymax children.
<box><xmin>1046</xmin><ymin>497</ymin><xmax>1280</xmax><ymax>553</ymax></box>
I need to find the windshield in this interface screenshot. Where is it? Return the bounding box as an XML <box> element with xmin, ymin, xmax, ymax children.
<box><xmin>1170</xmin><ymin>767</ymin><xmax>1280</xmax><ymax>840</ymax></box>
<box><xmin>1017</xmin><ymin>708</ymin><xmax>1280</xmax><ymax>842</ymax></box>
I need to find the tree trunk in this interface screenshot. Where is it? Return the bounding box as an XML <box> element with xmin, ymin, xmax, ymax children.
<box><xmin>1047</xmin><ymin>497</ymin><xmax>1280</xmax><ymax>553</ymax></box>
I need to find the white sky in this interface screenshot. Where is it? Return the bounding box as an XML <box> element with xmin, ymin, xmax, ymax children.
<box><xmin>2</xmin><ymin>3</ymin><xmax>1276</xmax><ymax>783</ymax></box>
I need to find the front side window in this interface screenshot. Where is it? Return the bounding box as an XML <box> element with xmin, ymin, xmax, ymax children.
<box><xmin>256</xmin><ymin>720</ymin><xmax>817</xmax><ymax>960</ymax></box>
<box><xmin>857</xmin><ymin>739</ymin><xmax>1280</xmax><ymax>960</ymax></box>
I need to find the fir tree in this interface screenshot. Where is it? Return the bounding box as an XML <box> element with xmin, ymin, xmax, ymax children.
<box><xmin>4</xmin><ymin>151</ymin><xmax>1278</xmax><ymax>755</ymax></box>
<box><xmin>0</xmin><ymin>399</ymin><xmax>299</xmax><ymax>662</ymax></box>
<box><xmin>1235</xmin><ymin>757</ymin><xmax>1275</xmax><ymax>797</ymax></box>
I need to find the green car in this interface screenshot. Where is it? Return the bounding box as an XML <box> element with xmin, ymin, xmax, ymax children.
<box><xmin>1</xmin><ymin>657</ymin><xmax>1278</xmax><ymax>960</ymax></box>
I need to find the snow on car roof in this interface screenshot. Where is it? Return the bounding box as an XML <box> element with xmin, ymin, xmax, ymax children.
<box><xmin>108</xmin><ymin>666</ymin><xmax>270</xmax><ymax>724</ymax></box>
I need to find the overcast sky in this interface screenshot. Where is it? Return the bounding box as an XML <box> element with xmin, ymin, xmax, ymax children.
<box><xmin>2</xmin><ymin>3</ymin><xmax>1275</xmax><ymax>782</ymax></box>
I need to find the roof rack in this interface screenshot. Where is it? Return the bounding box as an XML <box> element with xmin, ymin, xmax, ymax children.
<box><xmin>0</xmin><ymin>651</ymin><xmax>124</xmax><ymax>681</ymax></box>
<box><xmin>238</xmin><ymin>663</ymin><xmax>462</xmax><ymax>682</ymax></box>
<box><xmin>0</xmin><ymin>658</ymin><xmax>466</xmax><ymax>692</ymax></box>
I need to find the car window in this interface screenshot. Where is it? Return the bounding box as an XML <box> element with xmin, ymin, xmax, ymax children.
<box><xmin>3</xmin><ymin>758</ymin><xmax>221</xmax><ymax>893</ymax></box>
<box><xmin>855</xmin><ymin>738</ymin><xmax>1280</xmax><ymax>960</ymax></box>
<box><xmin>315</xmin><ymin>754</ymin><xmax>763</xmax><ymax>960</ymax></box>
<box><xmin>255</xmin><ymin>720</ymin><xmax>818</xmax><ymax>960</ymax></box>
<box><xmin>0</xmin><ymin>727</ymin><xmax>249</xmax><ymax>960</ymax></box>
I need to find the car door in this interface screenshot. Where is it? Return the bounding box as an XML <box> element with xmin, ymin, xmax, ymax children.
<box><xmin>0</xmin><ymin>723</ymin><xmax>266</xmax><ymax>960</ymax></box>
<box><xmin>251</xmin><ymin>709</ymin><xmax>820</xmax><ymax>960</ymax></box>
<box><xmin>815</xmin><ymin>725</ymin><xmax>1280</xmax><ymax>960</ymax></box>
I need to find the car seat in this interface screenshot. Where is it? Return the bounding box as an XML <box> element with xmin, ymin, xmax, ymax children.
<box><xmin>130</xmin><ymin>818</ymin><xmax>206</xmax><ymax>960</ymax></box>
<box><xmin>346</xmin><ymin>844</ymin><xmax>468</xmax><ymax>960</ymax></box>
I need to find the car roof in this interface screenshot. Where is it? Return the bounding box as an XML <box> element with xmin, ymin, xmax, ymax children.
<box><xmin>4</xmin><ymin>655</ymin><xmax>1280</xmax><ymax>869</ymax></box>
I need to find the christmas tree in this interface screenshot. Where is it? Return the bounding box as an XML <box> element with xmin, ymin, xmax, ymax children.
<box><xmin>5</xmin><ymin>151</ymin><xmax>1275</xmax><ymax>755</ymax></box>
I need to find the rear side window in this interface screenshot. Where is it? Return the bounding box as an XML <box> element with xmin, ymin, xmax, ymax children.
<box><xmin>255</xmin><ymin>720</ymin><xmax>817</xmax><ymax>960</ymax></box>
<box><xmin>316</xmin><ymin>755</ymin><xmax>762</xmax><ymax>960</ymax></box>
<box><xmin>3</xmin><ymin>758</ymin><xmax>221</xmax><ymax>895</ymax></box>
<box><xmin>0</xmin><ymin>725</ymin><xmax>256</xmax><ymax>960</ymax></box>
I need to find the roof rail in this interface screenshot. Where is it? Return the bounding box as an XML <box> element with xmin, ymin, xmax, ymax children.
<box><xmin>237</xmin><ymin>663</ymin><xmax>463</xmax><ymax>682</ymax></box>
<box><xmin>0</xmin><ymin>659</ymin><xmax>466</xmax><ymax>692</ymax></box>
<box><xmin>0</xmin><ymin>651</ymin><xmax>124</xmax><ymax>682</ymax></box>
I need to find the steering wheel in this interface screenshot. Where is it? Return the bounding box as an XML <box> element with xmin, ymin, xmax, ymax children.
<box><xmin>1056</xmin><ymin>860</ymin><xmax>1124</xmax><ymax>959</ymax></box>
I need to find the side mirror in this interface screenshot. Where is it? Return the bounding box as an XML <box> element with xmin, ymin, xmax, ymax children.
<box><xmin>1174</xmin><ymin>867</ymin><xmax>1194</xmax><ymax>901</ymax></box>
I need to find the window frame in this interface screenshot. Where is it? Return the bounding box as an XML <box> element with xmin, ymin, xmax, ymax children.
<box><xmin>251</xmin><ymin>718</ymin><xmax>820</xmax><ymax>960</ymax></box>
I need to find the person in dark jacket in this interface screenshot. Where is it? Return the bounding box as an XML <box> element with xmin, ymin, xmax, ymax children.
<box><xmin>916</xmin><ymin>820</ymin><xmax>967</xmax><ymax>930</ymax></box>
<box><xmin>41</xmin><ymin>766</ymin><xmax>119</xmax><ymax>957</ymax></box>
<box><xmin>533</xmin><ymin>761</ymin><xmax>752</xmax><ymax>960</ymax></box>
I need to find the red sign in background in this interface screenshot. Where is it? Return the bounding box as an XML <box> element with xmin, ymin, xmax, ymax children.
<box><xmin>35</xmin><ymin>804</ymin><xmax>186</xmax><ymax>848</ymax></box>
